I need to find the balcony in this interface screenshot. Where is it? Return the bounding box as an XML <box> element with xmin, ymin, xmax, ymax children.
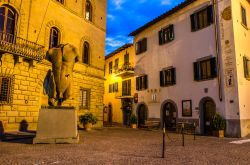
<box><xmin>115</xmin><ymin>91</ymin><xmax>133</xmax><ymax>99</ymax></box>
<box><xmin>0</xmin><ymin>32</ymin><xmax>45</xmax><ymax>61</ymax></box>
<box><xmin>115</xmin><ymin>63</ymin><xmax>134</xmax><ymax>78</ymax></box>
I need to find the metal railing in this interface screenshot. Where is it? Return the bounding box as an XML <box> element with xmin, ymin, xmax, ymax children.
<box><xmin>115</xmin><ymin>63</ymin><xmax>134</xmax><ymax>74</ymax></box>
<box><xmin>0</xmin><ymin>31</ymin><xmax>45</xmax><ymax>61</ymax></box>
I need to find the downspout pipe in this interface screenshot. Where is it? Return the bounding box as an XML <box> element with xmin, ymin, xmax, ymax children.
<box><xmin>213</xmin><ymin>0</ymin><xmax>223</xmax><ymax>101</ymax></box>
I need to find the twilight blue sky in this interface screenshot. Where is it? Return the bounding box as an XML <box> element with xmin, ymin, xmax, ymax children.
<box><xmin>106</xmin><ymin>0</ymin><xmax>185</xmax><ymax>55</ymax></box>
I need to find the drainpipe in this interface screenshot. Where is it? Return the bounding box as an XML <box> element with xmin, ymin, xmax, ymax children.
<box><xmin>213</xmin><ymin>0</ymin><xmax>223</xmax><ymax>101</ymax></box>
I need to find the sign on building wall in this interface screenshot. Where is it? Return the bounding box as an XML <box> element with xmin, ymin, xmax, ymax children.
<box><xmin>225</xmin><ymin>68</ymin><xmax>234</xmax><ymax>87</ymax></box>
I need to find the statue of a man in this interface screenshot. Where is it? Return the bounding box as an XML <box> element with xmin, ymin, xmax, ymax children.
<box><xmin>45</xmin><ymin>44</ymin><xmax>79</xmax><ymax>106</ymax></box>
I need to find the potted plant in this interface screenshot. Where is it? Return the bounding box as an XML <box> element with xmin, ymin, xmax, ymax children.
<box><xmin>79</xmin><ymin>113</ymin><xmax>97</xmax><ymax>131</ymax></box>
<box><xmin>130</xmin><ymin>114</ymin><xmax>137</xmax><ymax>129</ymax></box>
<box><xmin>212</xmin><ymin>113</ymin><xmax>226</xmax><ymax>138</ymax></box>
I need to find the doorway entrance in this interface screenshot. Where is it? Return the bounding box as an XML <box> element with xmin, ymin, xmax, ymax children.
<box><xmin>200</xmin><ymin>98</ymin><xmax>216</xmax><ymax>135</ymax></box>
<box><xmin>162</xmin><ymin>101</ymin><xmax>177</xmax><ymax>130</ymax></box>
<box><xmin>108</xmin><ymin>104</ymin><xmax>112</xmax><ymax>124</ymax></box>
<box><xmin>137</xmin><ymin>104</ymin><xmax>147</xmax><ymax>128</ymax></box>
<box><xmin>122</xmin><ymin>98</ymin><xmax>133</xmax><ymax>126</ymax></box>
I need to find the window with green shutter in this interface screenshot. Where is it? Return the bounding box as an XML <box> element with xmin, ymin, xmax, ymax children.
<box><xmin>190</xmin><ymin>5</ymin><xmax>214</xmax><ymax>32</ymax></box>
<box><xmin>193</xmin><ymin>57</ymin><xmax>217</xmax><ymax>81</ymax></box>
<box><xmin>160</xmin><ymin>68</ymin><xmax>176</xmax><ymax>87</ymax></box>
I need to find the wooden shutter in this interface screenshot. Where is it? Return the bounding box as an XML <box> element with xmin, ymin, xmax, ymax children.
<box><xmin>243</xmin><ymin>56</ymin><xmax>249</xmax><ymax>78</ymax></box>
<box><xmin>207</xmin><ymin>5</ymin><xmax>214</xmax><ymax>25</ymax></box>
<box><xmin>159</xmin><ymin>30</ymin><xmax>163</xmax><ymax>45</ymax></box>
<box><xmin>135</xmin><ymin>42</ymin><xmax>139</xmax><ymax>54</ymax></box>
<box><xmin>169</xmin><ymin>24</ymin><xmax>175</xmax><ymax>41</ymax></box>
<box><xmin>136</xmin><ymin>77</ymin><xmax>139</xmax><ymax>90</ymax></box>
<box><xmin>160</xmin><ymin>71</ymin><xmax>164</xmax><ymax>87</ymax></box>
<box><xmin>128</xmin><ymin>79</ymin><xmax>131</xmax><ymax>95</ymax></box>
<box><xmin>210</xmin><ymin>57</ymin><xmax>217</xmax><ymax>78</ymax></box>
<box><xmin>143</xmin><ymin>38</ymin><xmax>147</xmax><ymax>52</ymax></box>
<box><xmin>144</xmin><ymin>75</ymin><xmax>148</xmax><ymax>89</ymax></box>
<box><xmin>171</xmin><ymin>68</ymin><xmax>176</xmax><ymax>84</ymax></box>
<box><xmin>190</xmin><ymin>14</ymin><xmax>196</xmax><ymax>32</ymax></box>
<box><xmin>193</xmin><ymin>62</ymin><xmax>200</xmax><ymax>81</ymax></box>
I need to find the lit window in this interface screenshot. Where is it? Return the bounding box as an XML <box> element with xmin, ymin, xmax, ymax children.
<box><xmin>109</xmin><ymin>61</ymin><xmax>113</xmax><ymax>74</ymax></box>
<box><xmin>85</xmin><ymin>0</ymin><xmax>92</xmax><ymax>21</ymax></box>
<box><xmin>49</xmin><ymin>27</ymin><xmax>60</xmax><ymax>48</ymax></box>
<box><xmin>79</xmin><ymin>88</ymin><xmax>90</xmax><ymax>109</ymax></box>
<box><xmin>122</xmin><ymin>80</ymin><xmax>131</xmax><ymax>96</ymax></box>
<box><xmin>83</xmin><ymin>41</ymin><xmax>90</xmax><ymax>64</ymax></box>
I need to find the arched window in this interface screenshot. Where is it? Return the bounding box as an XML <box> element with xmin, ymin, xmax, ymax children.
<box><xmin>83</xmin><ymin>41</ymin><xmax>90</xmax><ymax>64</ymax></box>
<box><xmin>85</xmin><ymin>0</ymin><xmax>92</xmax><ymax>21</ymax></box>
<box><xmin>0</xmin><ymin>6</ymin><xmax>17</xmax><ymax>36</ymax></box>
<box><xmin>49</xmin><ymin>27</ymin><xmax>60</xmax><ymax>48</ymax></box>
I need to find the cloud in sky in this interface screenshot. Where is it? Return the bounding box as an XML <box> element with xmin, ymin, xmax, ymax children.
<box><xmin>106</xmin><ymin>0</ymin><xmax>185</xmax><ymax>55</ymax></box>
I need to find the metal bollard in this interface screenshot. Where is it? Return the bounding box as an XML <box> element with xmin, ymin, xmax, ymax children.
<box><xmin>162</xmin><ymin>121</ymin><xmax>166</xmax><ymax>158</ymax></box>
<box><xmin>182</xmin><ymin>123</ymin><xmax>184</xmax><ymax>147</ymax></box>
<box><xmin>193</xmin><ymin>122</ymin><xmax>196</xmax><ymax>141</ymax></box>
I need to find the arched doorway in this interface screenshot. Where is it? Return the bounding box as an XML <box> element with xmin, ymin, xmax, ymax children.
<box><xmin>108</xmin><ymin>104</ymin><xmax>113</xmax><ymax>124</ymax></box>
<box><xmin>199</xmin><ymin>97</ymin><xmax>216</xmax><ymax>135</ymax></box>
<box><xmin>161</xmin><ymin>101</ymin><xmax>177</xmax><ymax>130</ymax></box>
<box><xmin>137</xmin><ymin>103</ymin><xmax>147</xmax><ymax>128</ymax></box>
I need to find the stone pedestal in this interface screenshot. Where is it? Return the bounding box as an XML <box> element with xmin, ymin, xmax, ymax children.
<box><xmin>33</xmin><ymin>107</ymin><xmax>79</xmax><ymax>144</ymax></box>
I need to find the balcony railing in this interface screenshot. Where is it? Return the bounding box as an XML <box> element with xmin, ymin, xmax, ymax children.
<box><xmin>115</xmin><ymin>63</ymin><xmax>134</xmax><ymax>77</ymax></box>
<box><xmin>0</xmin><ymin>31</ymin><xmax>45</xmax><ymax>61</ymax></box>
<box><xmin>115</xmin><ymin>90</ymin><xmax>133</xmax><ymax>99</ymax></box>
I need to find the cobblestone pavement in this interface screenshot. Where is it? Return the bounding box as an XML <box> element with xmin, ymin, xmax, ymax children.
<box><xmin>0</xmin><ymin>128</ymin><xmax>250</xmax><ymax>165</ymax></box>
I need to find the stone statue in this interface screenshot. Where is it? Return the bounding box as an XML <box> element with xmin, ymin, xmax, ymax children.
<box><xmin>45</xmin><ymin>44</ymin><xmax>79</xmax><ymax>106</ymax></box>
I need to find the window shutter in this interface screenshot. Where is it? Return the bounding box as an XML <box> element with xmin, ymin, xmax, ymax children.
<box><xmin>171</xmin><ymin>68</ymin><xmax>176</xmax><ymax>84</ymax></box>
<box><xmin>169</xmin><ymin>24</ymin><xmax>175</xmax><ymax>41</ymax></box>
<box><xmin>210</xmin><ymin>57</ymin><xmax>217</xmax><ymax>78</ymax></box>
<box><xmin>159</xmin><ymin>30</ymin><xmax>163</xmax><ymax>45</ymax></box>
<box><xmin>143</xmin><ymin>38</ymin><xmax>147</xmax><ymax>52</ymax></box>
<box><xmin>136</xmin><ymin>77</ymin><xmax>139</xmax><ymax>90</ymax></box>
<box><xmin>243</xmin><ymin>56</ymin><xmax>249</xmax><ymax>78</ymax></box>
<box><xmin>109</xmin><ymin>84</ymin><xmax>111</xmax><ymax>93</ymax></box>
<box><xmin>193</xmin><ymin>62</ymin><xmax>200</xmax><ymax>81</ymax></box>
<box><xmin>122</xmin><ymin>81</ymin><xmax>125</xmax><ymax>95</ymax></box>
<box><xmin>190</xmin><ymin>14</ymin><xmax>196</xmax><ymax>32</ymax></box>
<box><xmin>128</xmin><ymin>79</ymin><xmax>131</xmax><ymax>95</ymax></box>
<box><xmin>207</xmin><ymin>5</ymin><xmax>214</xmax><ymax>25</ymax></box>
<box><xmin>135</xmin><ymin>42</ymin><xmax>139</xmax><ymax>54</ymax></box>
<box><xmin>160</xmin><ymin>71</ymin><xmax>164</xmax><ymax>87</ymax></box>
<box><xmin>144</xmin><ymin>75</ymin><xmax>148</xmax><ymax>89</ymax></box>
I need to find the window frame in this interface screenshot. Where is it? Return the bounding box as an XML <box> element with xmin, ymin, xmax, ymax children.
<box><xmin>160</xmin><ymin>67</ymin><xmax>176</xmax><ymax>87</ymax></box>
<box><xmin>122</xmin><ymin>79</ymin><xmax>131</xmax><ymax>96</ymax></box>
<box><xmin>190</xmin><ymin>5</ymin><xmax>214</xmax><ymax>32</ymax></box>
<box><xmin>85</xmin><ymin>0</ymin><xmax>93</xmax><ymax>22</ymax></box>
<box><xmin>136</xmin><ymin>75</ymin><xmax>148</xmax><ymax>91</ymax></box>
<box><xmin>83</xmin><ymin>41</ymin><xmax>90</xmax><ymax>64</ymax></box>
<box><xmin>109</xmin><ymin>61</ymin><xmax>113</xmax><ymax>74</ymax></box>
<box><xmin>241</xmin><ymin>5</ymin><xmax>248</xmax><ymax>28</ymax></box>
<box><xmin>0</xmin><ymin>75</ymin><xmax>14</xmax><ymax>105</ymax></box>
<box><xmin>135</xmin><ymin>38</ymin><xmax>147</xmax><ymax>55</ymax></box>
<box><xmin>193</xmin><ymin>57</ymin><xmax>217</xmax><ymax>81</ymax></box>
<box><xmin>243</xmin><ymin>56</ymin><xmax>250</xmax><ymax>80</ymax></box>
<box><xmin>159</xmin><ymin>24</ymin><xmax>175</xmax><ymax>45</ymax></box>
<box><xmin>49</xmin><ymin>27</ymin><xmax>60</xmax><ymax>48</ymax></box>
<box><xmin>79</xmin><ymin>88</ymin><xmax>90</xmax><ymax>110</ymax></box>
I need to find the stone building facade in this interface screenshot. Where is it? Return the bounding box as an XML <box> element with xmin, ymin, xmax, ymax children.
<box><xmin>104</xmin><ymin>44</ymin><xmax>135</xmax><ymax>126</ymax></box>
<box><xmin>129</xmin><ymin>0</ymin><xmax>250</xmax><ymax>137</ymax></box>
<box><xmin>0</xmin><ymin>0</ymin><xmax>106</xmax><ymax>132</ymax></box>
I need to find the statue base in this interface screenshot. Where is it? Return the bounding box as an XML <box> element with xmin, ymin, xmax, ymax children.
<box><xmin>33</xmin><ymin>107</ymin><xmax>79</xmax><ymax>144</ymax></box>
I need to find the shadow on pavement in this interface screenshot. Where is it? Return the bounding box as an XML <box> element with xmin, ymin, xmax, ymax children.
<box><xmin>0</xmin><ymin>131</ymin><xmax>35</xmax><ymax>144</ymax></box>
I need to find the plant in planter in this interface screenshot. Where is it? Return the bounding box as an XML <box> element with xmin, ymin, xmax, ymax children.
<box><xmin>79</xmin><ymin>113</ymin><xmax>97</xmax><ymax>131</ymax></box>
<box><xmin>212</xmin><ymin>113</ymin><xmax>226</xmax><ymax>138</ymax></box>
<box><xmin>130</xmin><ymin>114</ymin><xmax>137</xmax><ymax>129</ymax></box>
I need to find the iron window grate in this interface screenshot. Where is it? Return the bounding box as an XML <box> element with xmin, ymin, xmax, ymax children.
<box><xmin>0</xmin><ymin>75</ymin><xmax>14</xmax><ymax>105</ymax></box>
